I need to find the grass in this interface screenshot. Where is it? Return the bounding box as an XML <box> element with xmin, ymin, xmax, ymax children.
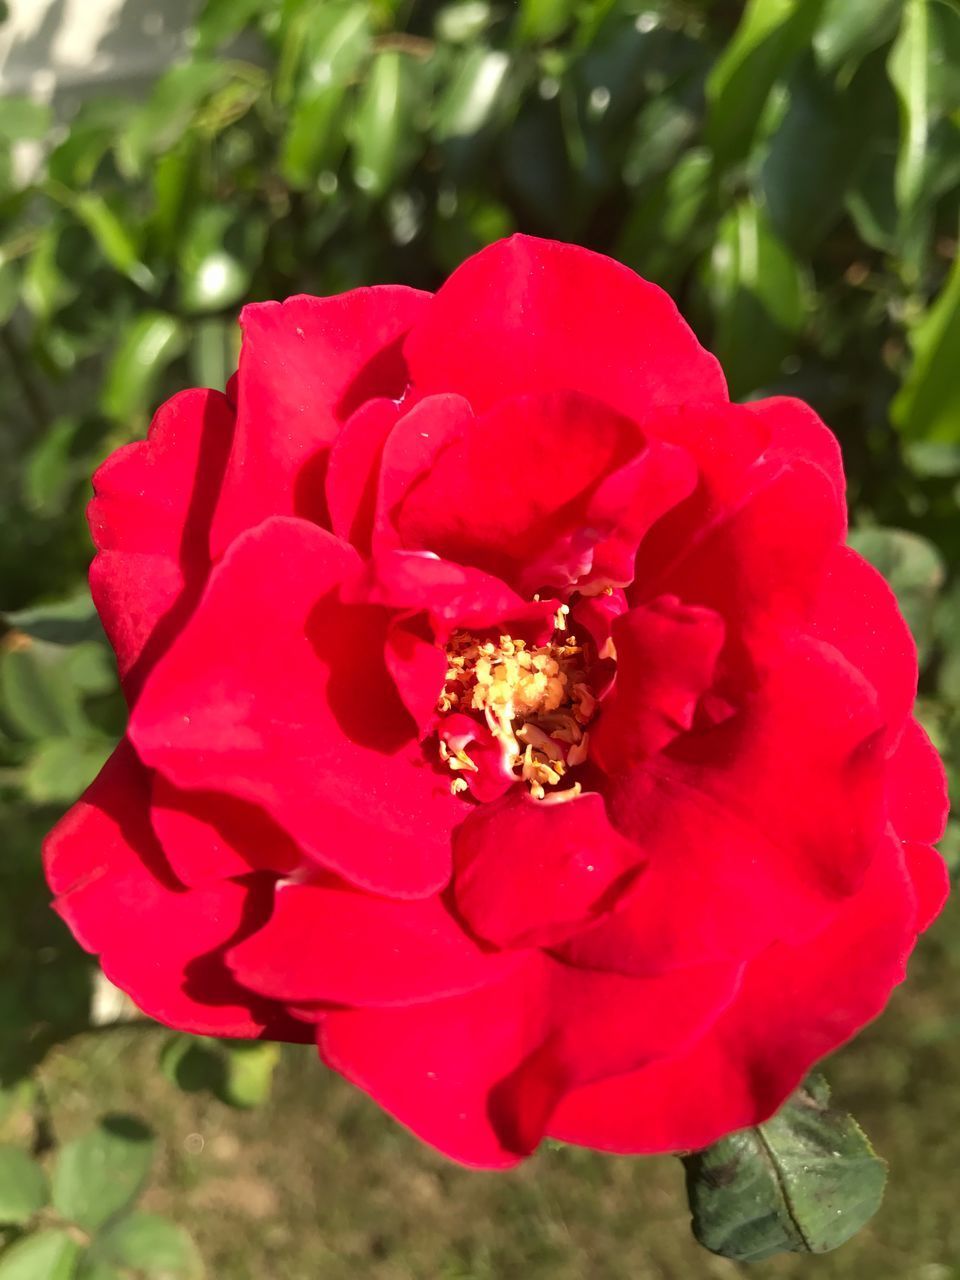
<box><xmin>8</xmin><ymin>889</ymin><xmax>959</xmax><ymax>1280</ymax></box>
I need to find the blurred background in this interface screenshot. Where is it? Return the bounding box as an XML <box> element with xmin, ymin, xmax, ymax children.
<box><xmin>1</xmin><ymin>0</ymin><xmax>959</xmax><ymax>1276</ymax></box>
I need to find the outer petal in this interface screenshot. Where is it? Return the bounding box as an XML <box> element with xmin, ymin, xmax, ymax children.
<box><xmin>810</xmin><ymin>546</ymin><xmax>917</xmax><ymax>742</ymax></box>
<box><xmin>549</xmin><ymin>833</ymin><xmax>919</xmax><ymax>1154</ymax></box>
<box><xmin>637</xmin><ymin>458</ymin><xmax>845</xmax><ymax>680</ymax></box>
<box><xmin>42</xmin><ymin>744</ymin><xmax>303</xmax><ymax>1040</ymax></box>
<box><xmin>318</xmin><ymin>951</ymin><xmax>742</xmax><ymax>1168</ymax></box>
<box><xmin>404</xmin><ymin>235</ymin><xmax>727</xmax><ymax>418</ymax></box>
<box><xmin>886</xmin><ymin>717</ymin><xmax>949</xmax><ymax>845</ymax></box>
<box><xmin>591</xmin><ymin>597</ymin><xmax>725</xmax><ymax>769</ymax></box>
<box><xmin>130</xmin><ymin>518</ymin><xmax>467</xmax><ymax>899</ymax></box>
<box><xmin>149</xmin><ymin>775</ymin><xmax>300</xmax><ymax>888</ymax></box>
<box><xmin>391</xmin><ymin>390</ymin><xmax>695</xmax><ymax>595</ymax></box>
<box><xmin>561</xmin><ymin>635</ymin><xmax>887</xmax><ymax>975</ymax></box>
<box><xmin>210</xmin><ymin>286</ymin><xmax>430</xmax><ymax>555</ymax></box>
<box><xmin>88</xmin><ymin>388</ymin><xmax>234</xmax><ymax>698</ymax></box>
<box><xmin>227</xmin><ymin>882</ymin><xmax>520</xmax><ymax>1007</ymax></box>
<box><xmin>746</xmin><ymin>395</ymin><xmax>846</xmax><ymax>508</ymax></box>
<box><xmin>453</xmin><ymin>790</ymin><xmax>643</xmax><ymax>949</ymax></box>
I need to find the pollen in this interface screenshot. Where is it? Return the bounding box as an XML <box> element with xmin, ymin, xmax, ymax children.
<box><xmin>438</xmin><ymin>627</ymin><xmax>595</xmax><ymax>798</ymax></box>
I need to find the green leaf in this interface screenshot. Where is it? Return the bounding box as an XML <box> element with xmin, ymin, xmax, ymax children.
<box><xmin>351</xmin><ymin>51</ymin><xmax>424</xmax><ymax>197</ymax></box>
<box><xmin>888</xmin><ymin>0</ymin><xmax>960</xmax><ymax>269</ymax></box>
<box><xmin>23</xmin><ymin>737</ymin><xmax>113</xmax><ymax>804</ymax></box>
<box><xmin>100</xmin><ymin>312</ymin><xmax>186</xmax><ymax>425</ymax></box>
<box><xmin>3</xmin><ymin>595</ymin><xmax>102</xmax><ymax>647</ymax></box>
<box><xmin>70</xmin><ymin>195</ymin><xmax>155</xmax><ymax>293</ymax></box>
<box><xmin>702</xmin><ymin>200</ymin><xmax>808</xmax><ymax>397</ymax></box>
<box><xmin>435</xmin><ymin>2</ymin><xmax>494</xmax><ymax>43</ymax></box>
<box><xmin>706</xmin><ymin>0</ymin><xmax>825</xmax><ymax>167</ymax></box>
<box><xmin>219</xmin><ymin>1041</ymin><xmax>280</xmax><ymax>1109</ymax></box>
<box><xmin>0</xmin><ymin>97</ymin><xmax>52</xmax><ymax>142</ymax></box>
<box><xmin>280</xmin><ymin>4</ymin><xmax>370</xmax><ymax>188</ymax></box>
<box><xmin>617</xmin><ymin>148</ymin><xmax>715</xmax><ymax>287</ymax></box>
<box><xmin>24</xmin><ymin>417</ymin><xmax>84</xmax><ymax>515</ymax></box>
<box><xmin>51</xmin><ymin>1117</ymin><xmax>155</xmax><ymax>1233</ymax></box>
<box><xmin>194</xmin><ymin>0</ymin><xmax>270</xmax><ymax>49</ymax></box>
<box><xmin>178</xmin><ymin>206</ymin><xmax>264</xmax><ymax>314</ymax></box>
<box><xmin>0</xmin><ymin>1230</ymin><xmax>80</xmax><ymax>1280</ymax></box>
<box><xmin>848</xmin><ymin>526</ymin><xmax>946</xmax><ymax>661</ymax></box>
<box><xmin>761</xmin><ymin>54</ymin><xmax>885</xmax><ymax>254</ymax></box>
<box><xmin>119</xmin><ymin>61</ymin><xmax>234</xmax><ymax>175</ymax></box>
<box><xmin>93</xmin><ymin>1214</ymin><xmax>203</xmax><ymax>1279</ymax></box>
<box><xmin>892</xmin><ymin>244</ymin><xmax>960</xmax><ymax>442</ymax></box>
<box><xmin>0</xmin><ymin>640</ymin><xmax>87</xmax><ymax>741</ymax></box>
<box><xmin>684</xmin><ymin>1075</ymin><xmax>886</xmax><ymax>1262</ymax></box>
<box><xmin>160</xmin><ymin>1036</ymin><xmax>277</xmax><ymax>1109</ymax></box>
<box><xmin>189</xmin><ymin>318</ymin><xmax>237</xmax><ymax>393</ymax></box>
<box><xmin>813</xmin><ymin>0</ymin><xmax>902</xmax><ymax>73</ymax></box>
<box><xmin>0</xmin><ymin>1146</ymin><xmax>48</xmax><ymax>1226</ymax></box>
<box><xmin>515</xmin><ymin>0</ymin><xmax>577</xmax><ymax>44</ymax></box>
<box><xmin>435</xmin><ymin>49</ymin><xmax>512</xmax><ymax>142</ymax></box>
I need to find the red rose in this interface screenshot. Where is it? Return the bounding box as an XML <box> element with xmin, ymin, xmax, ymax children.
<box><xmin>45</xmin><ymin>236</ymin><xmax>947</xmax><ymax>1168</ymax></box>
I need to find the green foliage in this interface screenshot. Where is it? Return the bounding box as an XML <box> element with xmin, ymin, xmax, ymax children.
<box><xmin>684</xmin><ymin>1076</ymin><xmax>887</xmax><ymax>1262</ymax></box>
<box><xmin>0</xmin><ymin>1120</ymin><xmax>201</xmax><ymax>1277</ymax></box>
<box><xmin>0</xmin><ymin>0</ymin><xmax>958</xmax><ymax>1270</ymax></box>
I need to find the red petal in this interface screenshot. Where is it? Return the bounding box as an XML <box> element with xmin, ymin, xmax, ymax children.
<box><xmin>353</xmin><ymin>549</ymin><xmax>557</xmax><ymax>642</ymax></box>
<box><xmin>88</xmin><ymin>388</ymin><xmax>234</xmax><ymax>698</ymax></box>
<box><xmin>902</xmin><ymin>839</ymin><xmax>949</xmax><ymax>931</ymax></box>
<box><xmin>228</xmin><ymin>881</ymin><xmax>519</xmax><ymax>1006</ymax></box>
<box><xmin>592</xmin><ymin>596</ymin><xmax>725</xmax><ymax>769</ymax></box>
<box><xmin>130</xmin><ymin>518</ymin><xmax>466</xmax><ymax>899</ymax></box>
<box><xmin>549</xmin><ymin>833</ymin><xmax>918</xmax><ymax>1154</ymax></box>
<box><xmin>745</xmin><ymin>395</ymin><xmax>846</xmax><ymax>509</ymax></box>
<box><xmin>811</xmin><ymin>547</ymin><xmax>917</xmax><ymax>740</ymax></box>
<box><xmin>405</xmin><ymin>235</ymin><xmax>726</xmax><ymax>418</ymax></box>
<box><xmin>43</xmin><ymin>744</ymin><xmax>301</xmax><ymax>1039</ymax></box>
<box><xmin>886</xmin><ymin>717</ymin><xmax>949</xmax><ymax>845</ymax></box>
<box><xmin>638</xmin><ymin>458</ymin><xmax>845</xmax><ymax>679</ymax></box>
<box><xmin>391</xmin><ymin>390</ymin><xmax>694</xmax><ymax>594</ymax></box>
<box><xmin>210</xmin><ymin>286</ymin><xmax>429</xmax><ymax>555</ymax></box>
<box><xmin>150</xmin><ymin>775</ymin><xmax>300</xmax><ymax>888</ymax></box>
<box><xmin>561</xmin><ymin>635</ymin><xmax>887</xmax><ymax>975</ymax></box>
<box><xmin>453</xmin><ymin>790</ymin><xmax>643</xmax><ymax>949</ymax></box>
<box><xmin>325</xmin><ymin>397</ymin><xmax>403</xmax><ymax>554</ymax></box>
<box><xmin>318</xmin><ymin>950</ymin><xmax>740</xmax><ymax>1168</ymax></box>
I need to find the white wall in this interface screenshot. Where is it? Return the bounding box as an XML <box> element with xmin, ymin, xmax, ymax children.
<box><xmin>0</xmin><ymin>0</ymin><xmax>198</xmax><ymax>97</ymax></box>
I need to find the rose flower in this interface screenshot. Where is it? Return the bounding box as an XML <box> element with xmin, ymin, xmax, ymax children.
<box><xmin>44</xmin><ymin>236</ymin><xmax>948</xmax><ymax>1168</ymax></box>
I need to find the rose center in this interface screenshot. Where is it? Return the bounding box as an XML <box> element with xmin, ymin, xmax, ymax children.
<box><xmin>437</xmin><ymin>612</ymin><xmax>596</xmax><ymax>799</ymax></box>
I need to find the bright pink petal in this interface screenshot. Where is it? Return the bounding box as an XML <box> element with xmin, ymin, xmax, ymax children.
<box><xmin>404</xmin><ymin>235</ymin><xmax>727</xmax><ymax>418</ymax></box>
<box><xmin>592</xmin><ymin>597</ymin><xmax>725</xmax><ymax>769</ymax></box>
<box><xmin>210</xmin><ymin>286</ymin><xmax>429</xmax><ymax>554</ymax></box>
<box><xmin>42</xmin><ymin>744</ymin><xmax>303</xmax><ymax>1040</ymax></box>
<box><xmin>88</xmin><ymin>388</ymin><xmax>234</xmax><ymax>698</ymax></box>
<box><xmin>453</xmin><ymin>790</ymin><xmax>643</xmax><ymax>949</ymax></box>
<box><xmin>325</xmin><ymin>397</ymin><xmax>403</xmax><ymax>553</ymax></box>
<box><xmin>391</xmin><ymin>390</ymin><xmax>694</xmax><ymax>594</ymax></box>
<box><xmin>150</xmin><ymin>775</ymin><xmax>300</xmax><ymax>888</ymax></box>
<box><xmin>549</xmin><ymin>833</ymin><xmax>918</xmax><ymax>1154</ymax></box>
<box><xmin>810</xmin><ymin>546</ymin><xmax>917</xmax><ymax>741</ymax></box>
<box><xmin>228</xmin><ymin>881</ymin><xmax>519</xmax><ymax>1007</ymax></box>
<box><xmin>130</xmin><ymin>518</ymin><xmax>466</xmax><ymax>899</ymax></box>
<box><xmin>319</xmin><ymin>950</ymin><xmax>741</xmax><ymax>1168</ymax></box>
<box><xmin>561</xmin><ymin>634</ymin><xmax>887</xmax><ymax>975</ymax></box>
